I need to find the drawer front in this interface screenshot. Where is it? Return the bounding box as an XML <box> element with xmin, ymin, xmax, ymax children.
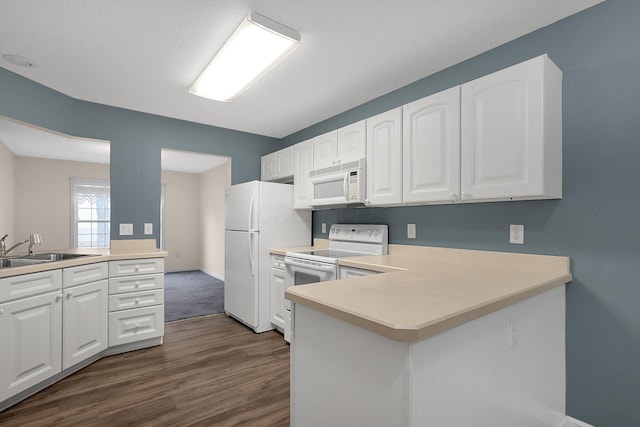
<box><xmin>108</xmin><ymin>305</ymin><xmax>164</xmax><ymax>346</ymax></box>
<box><xmin>271</xmin><ymin>255</ymin><xmax>285</xmax><ymax>269</ymax></box>
<box><xmin>63</xmin><ymin>262</ymin><xmax>109</xmax><ymax>288</ymax></box>
<box><xmin>109</xmin><ymin>258</ymin><xmax>164</xmax><ymax>277</ymax></box>
<box><xmin>0</xmin><ymin>269</ymin><xmax>62</xmax><ymax>303</ymax></box>
<box><xmin>109</xmin><ymin>289</ymin><xmax>164</xmax><ymax>312</ymax></box>
<box><xmin>108</xmin><ymin>273</ymin><xmax>164</xmax><ymax>294</ymax></box>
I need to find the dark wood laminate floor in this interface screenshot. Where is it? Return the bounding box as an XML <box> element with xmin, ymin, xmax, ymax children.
<box><xmin>0</xmin><ymin>315</ymin><xmax>290</xmax><ymax>427</ymax></box>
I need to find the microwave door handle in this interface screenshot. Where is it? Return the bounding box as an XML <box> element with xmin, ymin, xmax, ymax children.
<box><xmin>343</xmin><ymin>172</ymin><xmax>349</xmax><ymax>201</ymax></box>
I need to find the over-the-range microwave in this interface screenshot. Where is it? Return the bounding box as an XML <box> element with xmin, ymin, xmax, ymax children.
<box><xmin>309</xmin><ymin>158</ymin><xmax>365</xmax><ymax>208</ymax></box>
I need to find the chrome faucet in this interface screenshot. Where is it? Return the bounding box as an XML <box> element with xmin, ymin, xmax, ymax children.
<box><xmin>0</xmin><ymin>233</ymin><xmax>42</xmax><ymax>256</ymax></box>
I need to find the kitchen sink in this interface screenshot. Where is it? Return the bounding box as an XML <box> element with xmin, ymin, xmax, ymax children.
<box><xmin>0</xmin><ymin>253</ymin><xmax>98</xmax><ymax>269</ymax></box>
<box><xmin>25</xmin><ymin>252</ymin><xmax>98</xmax><ymax>261</ymax></box>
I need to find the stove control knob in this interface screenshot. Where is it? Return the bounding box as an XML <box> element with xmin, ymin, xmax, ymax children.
<box><xmin>334</xmin><ymin>228</ymin><xmax>339</xmax><ymax>234</ymax></box>
<box><xmin>373</xmin><ymin>230</ymin><xmax>379</xmax><ymax>236</ymax></box>
<box><xmin>367</xmin><ymin>229</ymin><xmax>373</xmax><ymax>236</ymax></box>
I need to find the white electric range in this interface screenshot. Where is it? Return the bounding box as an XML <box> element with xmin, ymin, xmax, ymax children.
<box><xmin>282</xmin><ymin>224</ymin><xmax>388</xmax><ymax>341</ymax></box>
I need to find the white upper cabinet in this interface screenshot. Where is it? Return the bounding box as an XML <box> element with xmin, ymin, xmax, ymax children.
<box><xmin>403</xmin><ymin>86</ymin><xmax>461</xmax><ymax>204</ymax></box>
<box><xmin>461</xmin><ymin>54</ymin><xmax>562</xmax><ymax>201</ymax></box>
<box><xmin>261</xmin><ymin>146</ymin><xmax>294</xmax><ymax>182</ymax></box>
<box><xmin>337</xmin><ymin>121</ymin><xmax>366</xmax><ymax>164</ymax></box>
<box><xmin>366</xmin><ymin>108</ymin><xmax>403</xmax><ymax>206</ymax></box>
<box><xmin>293</xmin><ymin>139</ymin><xmax>314</xmax><ymax>209</ymax></box>
<box><xmin>313</xmin><ymin>120</ymin><xmax>366</xmax><ymax>170</ymax></box>
<box><xmin>261</xmin><ymin>152</ymin><xmax>276</xmax><ymax>181</ymax></box>
<box><xmin>312</xmin><ymin>130</ymin><xmax>338</xmax><ymax>169</ymax></box>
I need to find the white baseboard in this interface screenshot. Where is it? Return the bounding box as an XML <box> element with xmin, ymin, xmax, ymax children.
<box><xmin>200</xmin><ymin>268</ymin><xmax>224</xmax><ymax>281</ymax></box>
<box><xmin>560</xmin><ymin>416</ymin><xmax>596</xmax><ymax>427</ymax></box>
<box><xmin>165</xmin><ymin>267</ymin><xmax>224</xmax><ymax>281</ymax></box>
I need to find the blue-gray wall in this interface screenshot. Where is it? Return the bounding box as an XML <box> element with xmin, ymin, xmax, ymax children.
<box><xmin>0</xmin><ymin>69</ymin><xmax>278</xmax><ymax>242</ymax></box>
<box><xmin>1</xmin><ymin>1</ymin><xmax>638</xmax><ymax>425</ymax></box>
<box><xmin>282</xmin><ymin>1</ymin><xmax>640</xmax><ymax>425</ymax></box>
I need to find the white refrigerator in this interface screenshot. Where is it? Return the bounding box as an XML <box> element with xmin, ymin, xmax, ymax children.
<box><xmin>224</xmin><ymin>180</ymin><xmax>311</xmax><ymax>333</ymax></box>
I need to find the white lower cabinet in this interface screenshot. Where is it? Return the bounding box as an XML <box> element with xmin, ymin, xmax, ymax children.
<box><xmin>62</xmin><ymin>263</ymin><xmax>108</xmax><ymax>370</ymax></box>
<box><xmin>108</xmin><ymin>258</ymin><xmax>164</xmax><ymax>347</ymax></box>
<box><xmin>270</xmin><ymin>255</ymin><xmax>286</xmax><ymax>330</ymax></box>
<box><xmin>0</xmin><ymin>289</ymin><xmax>62</xmax><ymax>402</ymax></box>
<box><xmin>0</xmin><ymin>257</ymin><xmax>165</xmax><ymax>409</ymax></box>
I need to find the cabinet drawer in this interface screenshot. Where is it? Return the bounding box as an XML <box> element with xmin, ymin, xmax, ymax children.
<box><xmin>0</xmin><ymin>269</ymin><xmax>62</xmax><ymax>303</ymax></box>
<box><xmin>109</xmin><ymin>289</ymin><xmax>164</xmax><ymax>312</ymax></box>
<box><xmin>108</xmin><ymin>273</ymin><xmax>164</xmax><ymax>294</ymax></box>
<box><xmin>271</xmin><ymin>255</ymin><xmax>285</xmax><ymax>269</ymax></box>
<box><xmin>63</xmin><ymin>262</ymin><xmax>109</xmax><ymax>288</ymax></box>
<box><xmin>108</xmin><ymin>305</ymin><xmax>164</xmax><ymax>346</ymax></box>
<box><xmin>109</xmin><ymin>258</ymin><xmax>164</xmax><ymax>277</ymax></box>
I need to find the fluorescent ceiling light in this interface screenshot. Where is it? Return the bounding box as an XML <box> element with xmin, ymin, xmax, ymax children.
<box><xmin>189</xmin><ymin>12</ymin><xmax>301</xmax><ymax>102</ymax></box>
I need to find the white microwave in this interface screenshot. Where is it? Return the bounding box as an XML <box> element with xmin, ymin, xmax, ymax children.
<box><xmin>309</xmin><ymin>159</ymin><xmax>366</xmax><ymax>208</ymax></box>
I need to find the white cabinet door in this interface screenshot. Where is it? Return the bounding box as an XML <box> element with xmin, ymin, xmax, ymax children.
<box><xmin>293</xmin><ymin>139</ymin><xmax>314</xmax><ymax>209</ymax></box>
<box><xmin>0</xmin><ymin>291</ymin><xmax>62</xmax><ymax>401</ymax></box>
<box><xmin>366</xmin><ymin>108</ymin><xmax>403</xmax><ymax>206</ymax></box>
<box><xmin>313</xmin><ymin>130</ymin><xmax>339</xmax><ymax>169</ymax></box>
<box><xmin>63</xmin><ymin>280</ymin><xmax>108</xmax><ymax>370</ymax></box>
<box><xmin>403</xmin><ymin>87</ymin><xmax>461</xmax><ymax>204</ymax></box>
<box><xmin>275</xmin><ymin>146</ymin><xmax>294</xmax><ymax>180</ymax></box>
<box><xmin>461</xmin><ymin>54</ymin><xmax>562</xmax><ymax>201</ymax></box>
<box><xmin>261</xmin><ymin>152</ymin><xmax>276</xmax><ymax>181</ymax></box>
<box><xmin>337</xmin><ymin>120</ymin><xmax>366</xmax><ymax>164</ymax></box>
<box><xmin>270</xmin><ymin>266</ymin><xmax>286</xmax><ymax>329</ymax></box>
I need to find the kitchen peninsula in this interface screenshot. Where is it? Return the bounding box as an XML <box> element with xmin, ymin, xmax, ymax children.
<box><xmin>285</xmin><ymin>244</ymin><xmax>572</xmax><ymax>427</ymax></box>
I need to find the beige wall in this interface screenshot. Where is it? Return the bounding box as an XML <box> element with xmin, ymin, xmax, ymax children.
<box><xmin>0</xmin><ymin>141</ymin><xmax>15</xmax><ymax>241</ymax></box>
<box><xmin>161</xmin><ymin>161</ymin><xmax>229</xmax><ymax>276</ymax></box>
<box><xmin>200</xmin><ymin>161</ymin><xmax>230</xmax><ymax>279</ymax></box>
<box><xmin>161</xmin><ymin>170</ymin><xmax>201</xmax><ymax>272</ymax></box>
<box><xmin>13</xmin><ymin>157</ymin><xmax>109</xmax><ymax>253</ymax></box>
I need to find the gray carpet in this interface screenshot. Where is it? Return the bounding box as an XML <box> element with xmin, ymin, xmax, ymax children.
<box><xmin>164</xmin><ymin>270</ymin><xmax>225</xmax><ymax>322</ymax></box>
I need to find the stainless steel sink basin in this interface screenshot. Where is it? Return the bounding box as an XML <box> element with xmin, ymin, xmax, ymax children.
<box><xmin>0</xmin><ymin>253</ymin><xmax>98</xmax><ymax>269</ymax></box>
<box><xmin>25</xmin><ymin>253</ymin><xmax>97</xmax><ymax>261</ymax></box>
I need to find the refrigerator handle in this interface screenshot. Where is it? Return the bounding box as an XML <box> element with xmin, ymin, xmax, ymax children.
<box><xmin>249</xmin><ymin>188</ymin><xmax>256</xmax><ymax>231</ymax></box>
<box><xmin>249</xmin><ymin>232</ymin><xmax>255</xmax><ymax>277</ymax></box>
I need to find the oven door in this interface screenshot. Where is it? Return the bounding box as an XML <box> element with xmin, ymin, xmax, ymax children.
<box><xmin>283</xmin><ymin>256</ymin><xmax>337</xmax><ymax>342</ymax></box>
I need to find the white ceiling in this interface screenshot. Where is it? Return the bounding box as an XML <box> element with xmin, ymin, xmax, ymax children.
<box><xmin>0</xmin><ymin>0</ymin><xmax>603</xmax><ymax>140</ymax></box>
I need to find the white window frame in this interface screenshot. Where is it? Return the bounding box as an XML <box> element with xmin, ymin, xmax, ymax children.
<box><xmin>70</xmin><ymin>178</ymin><xmax>111</xmax><ymax>249</ymax></box>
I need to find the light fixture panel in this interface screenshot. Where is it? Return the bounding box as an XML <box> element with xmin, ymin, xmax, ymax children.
<box><xmin>190</xmin><ymin>13</ymin><xmax>301</xmax><ymax>102</ymax></box>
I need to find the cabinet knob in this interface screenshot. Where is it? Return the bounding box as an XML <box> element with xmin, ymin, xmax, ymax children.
<box><xmin>364</xmin><ymin>199</ymin><xmax>371</xmax><ymax>206</ymax></box>
<box><xmin>134</xmin><ymin>323</ymin><xmax>142</xmax><ymax>329</ymax></box>
<box><xmin>66</xmin><ymin>291</ymin><xmax>72</xmax><ymax>298</ymax></box>
<box><xmin>55</xmin><ymin>294</ymin><xmax>62</xmax><ymax>302</ymax></box>
<box><xmin>135</xmin><ymin>281</ymin><xmax>141</xmax><ymax>287</ymax></box>
<box><xmin>134</xmin><ymin>265</ymin><xmax>141</xmax><ymax>272</ymax></box>
<box><xmin>135</xmin><ymin>298</ymin><xmax>140</xmax><ymax>304</ymax></box>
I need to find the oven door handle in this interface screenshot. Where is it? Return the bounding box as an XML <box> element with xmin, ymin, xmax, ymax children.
<box><xmin>284</xmin><ymin>258</ymin><xmax>336</xmax><ymax>272</ymax></box>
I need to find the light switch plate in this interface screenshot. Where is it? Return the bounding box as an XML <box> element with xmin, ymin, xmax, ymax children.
<box><xmin>119</xmin><ymin>223</ymin><xmax>133</xmax><ymax>236</ymax></box>
<box><xmin>407</xmin><ymin>224</ymin><xmax>416</xmax><ymax>239</ymax></box>
<box><xmin>322</xmin><ymin>223</ymin><xmax>327</xmax><ymax>233</ymax></box>
<box><xmin>144</xmin><ymin>223</ymin><xmax>153</xmax><ymax>235</ymax></box>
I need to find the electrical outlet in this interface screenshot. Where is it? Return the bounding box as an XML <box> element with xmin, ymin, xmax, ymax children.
<box><xmin>322</xmin><ymin>223</ymin><xmax>327</xmax><ymax>233</ymax></box>
<box><xmin>407</xmin><ymin>224</ymin><xmax>416</xmax><ymax>239</ymax></box>
<box><xmin>144</xmin><ymin>223</ymin><xmax>153</xmax><ymax>235</ymax></box>
<box><xmin>509</xmin><ymin>224</ymin><xmax>524</xmax><ymax>244</ymax></box>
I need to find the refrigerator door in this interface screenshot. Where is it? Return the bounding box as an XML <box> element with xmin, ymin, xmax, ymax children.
<box><xmin>224</xmin><ymin>230</ymin><xmax>259</xmax><ymax>328</ymax></box>
<box><xmin>225</xmin><ymin>181</ymin><xmax>260</xmax><ymax>232</ymax></box>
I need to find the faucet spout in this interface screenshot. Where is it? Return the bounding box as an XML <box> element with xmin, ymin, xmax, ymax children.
<box><xmin>4</xmin><ymin>238</ymin><xmax>30</xmax><ymax>256</ymax></box>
